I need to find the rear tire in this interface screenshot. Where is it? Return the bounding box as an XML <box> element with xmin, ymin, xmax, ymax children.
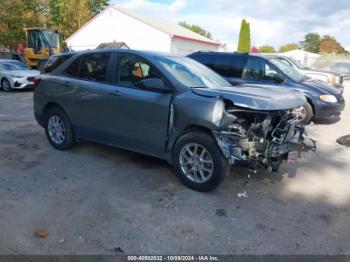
<box><xmin>173</xmin><ymin>132</ymin><xmax>229</xmax><ymax>192</ymax></box>
<box><xmin>44</xmin><ymin>107</ymin><xmax>75</xmax><ymax>150</ymax></box>
<box><xmin>1</xmin><ymin>78</ymin><xmax>12</xmax><ymax>92</ymax></box>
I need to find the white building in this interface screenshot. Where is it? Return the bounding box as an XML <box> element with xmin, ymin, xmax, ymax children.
<box><xmin>66</xmin><ymin>5</ymin><xmax>221</xmax><ymax>55</ymax></box>
<box><xmin>279</xmin><ymin>49</ymin><xmax>321</xmax><ymax>67</ymax></box>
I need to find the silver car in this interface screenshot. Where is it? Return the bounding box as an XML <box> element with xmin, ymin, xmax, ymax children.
<box><xmin>0</xmin><ymin>60</ymin><xmax>40</xmax><ymax>92</ymax></box>
<box><xmin>274</xmin><ymin>56</ymin><xmax>344</xmax><ymax>91</ymax></box>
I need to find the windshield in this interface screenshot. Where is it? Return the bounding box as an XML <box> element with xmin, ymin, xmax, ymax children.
<box><xmin>41</xmin><ymin>30</ymin><xmax>60</xmax><ymax>49</ymax></box>
<box><xmin>270</xmin><ymin>58</ymin><xmax>304</xmax><ymax>82</ymax></box>
<box><xmin>155</xmin><ymin>56</ymin><xmax>230</xmax><ymax>88</ymax></box>
<box><xmin>0</xmin><ymin>61</ymin><xmax>30</xmax><ymax>70</ymax></box>
<box><xmin>288</xmin><ymin>57</ymin><xmax>307</xmax><ymax>69</ymax></box>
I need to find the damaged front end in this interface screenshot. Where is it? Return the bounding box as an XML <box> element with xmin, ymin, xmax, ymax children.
<box><xmin>212</xmin><ymin>101</ymin><xmax>316</xmax><ymax>172</ymax></box>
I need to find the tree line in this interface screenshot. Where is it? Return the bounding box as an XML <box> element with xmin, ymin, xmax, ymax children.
<box><xmin>0</xmin><ymin>0</ymin><xmax>108</xmax><ymax>49</ymax></box>
<box><xmin>237</xmin><ymin>20</ymin><xmax>348</xmax><ymax>54</ymax></box>
<box><xmin>179</xmin><ymin>18</ymin><xmax>348</xmax><ymax>55</ymax></box>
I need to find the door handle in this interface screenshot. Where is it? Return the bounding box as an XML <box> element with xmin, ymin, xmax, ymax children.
<box><xmin>108</xmin><ymin>90</ymin><xmax>122</xmax><ymax>97</ymax></box>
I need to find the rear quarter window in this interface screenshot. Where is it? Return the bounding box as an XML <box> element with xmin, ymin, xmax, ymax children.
<box><xmin>44</xmin><ymin>54</ymin><xmax>73</xmax><ymax>73</ymax></box>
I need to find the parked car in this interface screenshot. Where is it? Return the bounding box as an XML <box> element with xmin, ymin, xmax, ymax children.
<box><xmin>0</xmin><ymin>60</ymin><xmax>40</xmax><ymax>91</ymax></box>
<box><xmin>0</xmin><ymin>50</ymin><xmax>24</xmax><ymax>62</ymax></box>
<box><xmin>271</xmin><ymin>55</ymin><xmax>344</xmax><ymax>91</ymax></box>
<box><xmin>188</xmin><ymin>52</ymin><xmax>345</xmax><ymax>124</ymax></box>
<box><xmin>34</xmin><ymin>49</ymin><xmax>315</xmax><ymax>191</ymax></box>
<box><xmin>331</xmin><ymin>62</ymin><xmax>350</xmax><ymax>80</ymax></box>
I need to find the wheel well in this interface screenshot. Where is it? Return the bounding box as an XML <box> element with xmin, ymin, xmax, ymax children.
<box><xmin>306</xmin><ymin>97</ymin><xmax>315</xmax><ymax>114</ymax></box>
<box><xmin>182</xmin><ymin>125</ymin><xmax>213</xmax><ymax>135</ymax></box>
<box><xmin>42</xmin><ymin>102</ymin><xmax>66</xmax><ymax>116</ymax></box>
<box><xmin>172</xmin><ymin>125</ymin><xmax>214</xmax><ymax>150</ymax></box>
<box><xmin>1</xmin><ymin>77</ymin><xmax>8</xmax><ymax>84</ymax></box>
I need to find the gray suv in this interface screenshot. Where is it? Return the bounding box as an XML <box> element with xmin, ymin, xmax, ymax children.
<box><xmin>34</xmin><ymin>49</ymin><xmax>315</xmax><ymax>191</ymax></box>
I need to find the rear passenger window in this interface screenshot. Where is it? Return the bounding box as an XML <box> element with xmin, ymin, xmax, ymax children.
<box><xmin>64</xmin><ymin>57</ymin><xmax>80</xmax><ymax>77</ymax></box>
<box><xmin>79</xmin><ymin>53</ymin><xmax>111</xmax><ymax>82</ymax></box>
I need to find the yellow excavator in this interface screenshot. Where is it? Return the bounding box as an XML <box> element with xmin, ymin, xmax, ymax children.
<box><xmin>22</xmin><ymin>28</ymin><xmax>61</xmax><ymax>69</ymax></box>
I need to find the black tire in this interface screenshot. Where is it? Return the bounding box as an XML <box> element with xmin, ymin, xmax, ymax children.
<box><xmin>295</xmin><ymin>102</ymin><xmax>313</xmax><ymax>125</ymax></box>
<box><xmin>1</xmin><ymin>78</ymin><xmax>12</xmax><ymax>92</ymax></box>
<box><xmin>44</xmin><ymin>106</ymin><xmax>75</xmax><ymax>150</ymax></box>
<box><xmin>172</xmin><ymin>132</ymin><xmax>229</xmax><ymax>192</ymax></box>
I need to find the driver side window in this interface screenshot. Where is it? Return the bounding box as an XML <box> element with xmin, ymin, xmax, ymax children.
<box><xmin>116</xmin><ymin>54</ymin><xmax>161</xmax><ymax>88</ymax></box>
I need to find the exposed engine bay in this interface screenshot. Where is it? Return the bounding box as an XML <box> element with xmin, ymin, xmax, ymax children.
<box><xmin>213</xmin><ymin>104</ymin><xmax>316</xmax><ymax>172</ymax></box>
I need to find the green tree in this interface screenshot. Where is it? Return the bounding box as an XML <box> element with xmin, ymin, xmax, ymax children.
<box><xmin>279</xmin><ymin>43</ymin><xmax>299</xmax><ymax>53</ymax></box>
<box><xmin>0</xmin><ymin>0</ymin><xmax>43</xmax><ymax>48</ymax></box>
<box><xmin>89</xmin><ymin>0</ymin><xmax>109</xmax><ymax>13</ymax></box>
<box><xmin>259</xmin><ymin>45</ymin><xmax>276</xmax><ymax>53</ymax></box>
<box><xmin>302</xmin><ymin>32</ymin><xmax>321</xmax><ymax>53</ymax></box>
<box><xmin>237</xmin><ymin>19</ymin><xmax>251</xmax><ymax>52</ymax></box>
<box><xmin>49</xmin><ymin>0</ymin><xmax>108</xmax><ymax>39</ymax></box>
<box><xmin>178</xmin><ymin>21</ymin><xmax>212</xmax><ymax>39</ymax></box>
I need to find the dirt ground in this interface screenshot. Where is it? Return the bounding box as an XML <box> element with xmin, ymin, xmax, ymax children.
<box><xmin>0</xmin><ymin>82</ymin><xmax>349</xmax><ymax>255</ymax></box>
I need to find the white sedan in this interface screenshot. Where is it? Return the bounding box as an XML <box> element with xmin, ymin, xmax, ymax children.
<box><xmin>0</xmin><ymin>60</ymin><xmax>40</xmax><ymax>92</ymax></box>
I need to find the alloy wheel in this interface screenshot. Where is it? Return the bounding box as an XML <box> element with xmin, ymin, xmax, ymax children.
<box><xmin>2</xmin><ymin>79</ymin><xmax>11</xmax><ymax>91</ymax></box>
<box><xmin>47</xmin><ymin>115</ymin><xmax>66</xmax><ymax>145</ymax></box>
<box><xmin>179</xmin><ymin>143</ymin><xmax>214</xmax><ymax>183</ymax></box>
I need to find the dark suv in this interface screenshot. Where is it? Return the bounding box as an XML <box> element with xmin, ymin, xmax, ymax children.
<box><xmin>188</xmin><ymin>52</ymin><xmax>345</xmax><ymax>124</ymax></box>
<box><xmin>34</xmin><ymin>49</ymin><xmax>315</xmax><ymax>191</ymax></box>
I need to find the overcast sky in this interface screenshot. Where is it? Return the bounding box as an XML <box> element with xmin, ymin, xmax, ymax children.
<box><xmin>109</xmin><ymin>0</ymin><xmax>350</xmax><ymax>51</ymax></box>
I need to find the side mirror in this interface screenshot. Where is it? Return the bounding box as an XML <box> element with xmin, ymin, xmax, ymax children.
<box><xmin>138</xmin><ymin>78</ymin><xmax>171</xmax><ymax>93</ymax></box>
<box><xmin>273</xmin><ymin>74</ymin><xmax>285</xmax><ymax>83</ymax></box>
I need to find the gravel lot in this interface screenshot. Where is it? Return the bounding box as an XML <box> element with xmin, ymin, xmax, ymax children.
<box><xmin>0</xmin><ymin>82</ymin><xmax>349</xmax><ymax>255</ymax></box>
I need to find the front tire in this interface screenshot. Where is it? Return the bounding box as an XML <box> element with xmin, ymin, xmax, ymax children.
<box><xmin>1</xmin><ymin>78</ymin><xmax>12</xmax><ymax>92</ymax></box>
<box><xmin>173</xmin><ymin>132</ymin><xmax>229</xmax><ymax>192</ymax></box>
<box><xmin>44</xmin><ymin>107</ymin><xmax>75</xmax><ymax>150</ymax></box>
<box><xmin>293</xmin><ymin>102</ymin><xmax>313</xmax><ymax>124</ymax></box>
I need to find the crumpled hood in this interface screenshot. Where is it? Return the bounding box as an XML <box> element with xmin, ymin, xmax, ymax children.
<box><xmin>303</xmin><ymin>80</ymin><xmax>341</xmax><ymax>95</ymax></box>
<box><xmin>0</xmin><ymin>69</ymin><xmax>40</xmax><ymax>77</ymax></box>
<box><xmin>191</xmin><ymin>85</ymin><xmax>307</xmax><ymax>111</ymax></box>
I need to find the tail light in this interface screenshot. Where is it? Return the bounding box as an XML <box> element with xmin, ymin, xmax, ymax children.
<box><xmin>33</xmin><ymin>77</ymin><xmax>41</xmax><ymax>88</ymax></box>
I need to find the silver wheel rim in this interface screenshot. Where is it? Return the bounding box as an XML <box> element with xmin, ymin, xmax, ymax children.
<box><xmin>48</xmin><ymin>115</ymin><xmax>66</xmax><ymax>145</ymax></box>
<box><xmin>293</xmin><ymin>106</ymin><xmax>307</xmax><ymax>122</ymax></box>
<box><xmin>2</xmin><ymin>80</ymin><xmax>10</xmax><ymax>91</ymax></box>
<box><xmin>179</xmin><ymin>143</ymin><xmax>214</xmax><ymax>183</ymax></box>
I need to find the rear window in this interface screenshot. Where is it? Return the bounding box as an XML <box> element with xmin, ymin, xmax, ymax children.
<box><xmin>191</xmin><ymin>54</ymin><xmax>247</xmax><ymax>78</ymax></box>
<box><xmin>44</xmin><ymin>54</ymin><xmax>73</xmax><ymax>73</ymax></box>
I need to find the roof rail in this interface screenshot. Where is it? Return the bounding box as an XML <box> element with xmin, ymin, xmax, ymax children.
<box><xmin>233</xmin><ymin>51</ymin><xmax>249</xmax><ymax>55</ymax></box>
